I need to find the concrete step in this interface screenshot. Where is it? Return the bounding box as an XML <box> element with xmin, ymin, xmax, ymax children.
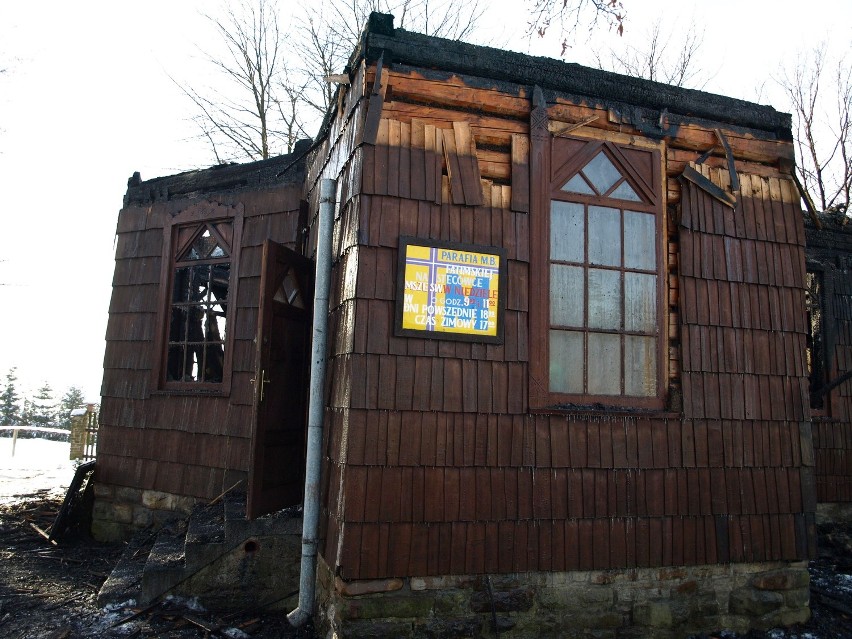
<box><xmin>97</xmin><ymin>529</ymin><xmax>156</xmax><ymax>607</ymax></box>
<box><xmin>185</xmin><ymin>501</ymin><xmax>228</xmax><ymax>572</ymax></box>
<box><xmin>224</xmin><ymin>492</ymin><xmax>302</xmax><ymax>540</ymax></box>
<box><xmin>140</xmin><ymin>520</ymin><xmax>188</xmax><ymax>605</ymax></box>
<box><xmin>99</xmin><ymin>492</ymin><xmax>304</xmax><ymax>611</ymax></box>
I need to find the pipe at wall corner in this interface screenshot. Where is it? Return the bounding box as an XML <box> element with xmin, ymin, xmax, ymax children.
<box><xmin>288</xmin><ymin>177</ymin><xmax>337</xmax><ymax>628</ymax></box>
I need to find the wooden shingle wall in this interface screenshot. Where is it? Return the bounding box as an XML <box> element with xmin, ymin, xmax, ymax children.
<box><xmin>814</xmin><ymin>420</ymin><xmax>852</xmax><ymax>502</ymax></box>
<box><xmin>98</xmin><ymin>188</ymin><xmax>303</xmax><ymax>500</ymax></box>
<box><xmin>678</xmin><ymin>165</ymin><xmax>816</xmax><ymax>562</ymax></box>
<box><xmin>827</xmin><ymin>267</ymin><xmax>852</xmax><ymax>422</ymax></box>
<box><xmin>313</xmin><ymin>61</ymin><xmax>817</xmax><ymax>581</ymax></box>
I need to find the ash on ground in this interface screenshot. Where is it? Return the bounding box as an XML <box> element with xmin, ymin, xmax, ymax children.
<box><xmin>0</xmin><ymin>492</ymin><xmax>314</xmax><ymax>638</ymax></box>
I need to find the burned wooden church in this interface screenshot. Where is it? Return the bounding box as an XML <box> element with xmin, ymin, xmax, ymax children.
<box><xmin>94</xmin><ymin>13</ymin><xmax>852</xmax><ymax>638</ymax></box>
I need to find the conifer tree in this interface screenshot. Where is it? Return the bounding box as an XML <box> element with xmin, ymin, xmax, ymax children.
<box><xmin>0</xmin><ymin>368</ymin><xmax>21</xmax><ymax>426</ymax></box>
<box><xmin>58</xmin><ymin>386</ymin><xmax>86</xmax><ymax>429</ymax></box>
<box><xmin>30</xmin><ymin>382</ymin><xmax>57</xmax><ymax>428</ymax></box>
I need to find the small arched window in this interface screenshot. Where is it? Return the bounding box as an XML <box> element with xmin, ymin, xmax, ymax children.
<box><xmin>166</xmin><ymin>222</ymin><xmax>232</xmax><ymax>384</ymax></box>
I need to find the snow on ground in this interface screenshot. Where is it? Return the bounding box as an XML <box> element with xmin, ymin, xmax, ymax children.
<box><xmin>0</xmin><ymin>436</ymin><xmax>76</xmax><ymax>502</ymax></box>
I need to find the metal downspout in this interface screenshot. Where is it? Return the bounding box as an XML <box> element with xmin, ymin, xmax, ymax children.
<box><xmin>288</xmin><ymin>178</ymin><xmax>336</xmax><ymax>627</ymax></box>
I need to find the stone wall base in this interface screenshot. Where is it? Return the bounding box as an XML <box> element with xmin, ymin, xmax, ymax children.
<box><xmin>91</xmin><ymin>483</ymin><xmax>197</xmax><ymax>542</ymax></box>
<box><xmin>816</xmin><ymin>502</ymin><xmax>852</xmax><ymax>525</ymax></box>
<box><xmin>316</xmin><ymin>559</ymin><xmax>810</xmax><ymax>639</ymax></box>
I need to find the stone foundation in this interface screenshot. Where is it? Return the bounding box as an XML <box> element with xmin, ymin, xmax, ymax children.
<box><xmin>816</xmin><ymin>502</ymin><xmax>852</xmax><ymax>525</ymax></box>
<box><xmin>172</xmin><ymin>533</ymin><xmax>302</xmax><ymax>611</ymax></box>
<box><xmin>316</xmin><ymin>559</ymin><xmax>810</xmax><ymax>638</ymax></box>
<box><xmin>91</xmin><ymin>483</ymin><xmax>197</xmax><ymax>542</ymax></box>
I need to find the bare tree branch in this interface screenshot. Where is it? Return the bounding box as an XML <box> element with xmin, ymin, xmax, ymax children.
<box><xmin>527</xmin><ymin>0</ymin><xmax>626</xmax><ymax>56</ymax></box>
<box><xmin>176</xmin><ymin>0</ymin><xmax>308</xmax><ymax>163</ymax></box>
<box><xmin>593</xmin><ymin>19</ymin><xmax>708</xmax><ymax>89</ymax></box>
<box><xmin>176</xmin><ymin>0</ymin><xmax>484</xmax><ymax>164</ymax></box>
<box><xmin>293</xmin><ymin>0</ymin><xmax>485</xmax><ymax>118</ymax></box>
<box><xmin>779</xmin><ymin>45</ymin><xmax>852</xmax><ymax>215</ymax></box>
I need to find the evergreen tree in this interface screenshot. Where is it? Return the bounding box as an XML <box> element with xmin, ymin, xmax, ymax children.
<box><xmin>0</xmin><ymin>368</ymin><xmax>21</xmax><ymax>426</ymax></box>
<box><xmin>20</xmin><ymin>399</ymin><xmax>32</xmax><ymax>425</ymax></box>
<box><xmin>58</xmin><ymin>386</ymin><xmax>86</xmax><ymax>429</ymax></box>
<box><xmin>29</xmin><ymin>382</ymin><xmax>56</xmax><ymax>427</ymax></box>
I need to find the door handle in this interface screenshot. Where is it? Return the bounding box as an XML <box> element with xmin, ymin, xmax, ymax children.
<box><xmin>251</xmin><ymin>369</ymin><xmax>272</xmax><ymax>402</ymax></box>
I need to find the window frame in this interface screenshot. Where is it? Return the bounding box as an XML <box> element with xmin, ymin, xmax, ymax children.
<box><xmin>153</xmin><ymin>203</ymin><xmax>244</xmax><ymax>395</ymax></box>
<box><xmin>805</xmin><ymin>264</ymin><xmax>830</xmax><ymax>414</ymax></box>
<box><xmin>529</xmin><ymin>132</ymin><xmax>668</xmax><ymax>411</ymax></box>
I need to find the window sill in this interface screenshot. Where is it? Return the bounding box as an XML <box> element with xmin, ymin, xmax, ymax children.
<box><xmin>152</xmin><ymin>388</ymin><xmax>229</xmax><ymax>398</ymax></box>
<box><xmin>531</xmin><ymin>404</ymin><xmax>680</xmax><ymax>419</ymax></box>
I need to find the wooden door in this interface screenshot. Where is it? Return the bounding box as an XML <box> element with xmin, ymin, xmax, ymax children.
<box><xmin>247</xmin><ymin>240</ymin><xmax>313</xmax><ymax>519</ymax></box>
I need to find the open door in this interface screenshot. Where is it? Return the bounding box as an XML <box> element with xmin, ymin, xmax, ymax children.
<box><xmin>247</xmin><ymin>240</ymin><xmax>313</xmax><ymax>519</ymax></box>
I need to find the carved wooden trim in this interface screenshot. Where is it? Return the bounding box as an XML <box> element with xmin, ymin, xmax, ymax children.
<box><xmin>529</xmin><ymin>86</ymin><xmax>551</xmax><ymax>409</ymax></box>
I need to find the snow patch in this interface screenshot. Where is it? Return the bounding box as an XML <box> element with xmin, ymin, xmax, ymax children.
<box><xmin>102</xmin><ymin>599</ymin><xmax>137</xmax><ymax>613</ymax></box>
<box><xmin>0</xmin><ymin>437</ymin><xmax>76</xmax><ymax>501</ymax></box>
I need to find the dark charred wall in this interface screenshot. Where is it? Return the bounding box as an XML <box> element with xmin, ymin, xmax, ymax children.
<box><xmin>806</xmin><ymin>220</ymin><xmax>852</xmax><ymax>503</ymax></box>
<box><xmin>98</xmin><ymin>155</ymin><xmax>305</xmax><ymax>500</ymax></box>
<box><xmin>311</xmin><ymin>20</ymin><xmax>817</xmax><ymax>582</ymax></box>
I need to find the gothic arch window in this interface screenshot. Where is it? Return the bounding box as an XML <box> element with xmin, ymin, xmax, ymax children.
<box><xmin>156</xmin><ymin>204</ymin><xmax>243</xmax><ymax>393</ymax></box>
<box><xmin>167</xmin><ymin>222</ymin><xmax>232</xmax><ymax>384</ymax></box>
<box><xmin>531</xmin><ymin>134</ymin><xmax>666</xmax><ymax>409</ymax></box>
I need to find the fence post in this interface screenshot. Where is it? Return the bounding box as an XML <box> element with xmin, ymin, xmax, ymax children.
<box><xmin>69</xmin><ymin>407</ymin><xmax>89</xmax><ymax>460</ymax></box>
<box><xmin>83</xmin><ymin>404</ymin><xmax>98</xmax><ymax>461</ymax></box>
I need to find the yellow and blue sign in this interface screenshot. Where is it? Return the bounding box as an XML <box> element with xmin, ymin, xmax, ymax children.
<box><xmin>396</xmin><ymin>239</ymin><xmax>504</xmax><ymax>342</ymax></box>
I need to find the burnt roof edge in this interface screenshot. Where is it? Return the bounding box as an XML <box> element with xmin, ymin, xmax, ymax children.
<box><xmin>356</xmin><ymin>14</ymin><xmax>791</xmax><ymax>137</ymax></box>
<box><xmin>123</xmin><ymin>140</ymin><xmax>311</xmax><ymax>206</ymax></box>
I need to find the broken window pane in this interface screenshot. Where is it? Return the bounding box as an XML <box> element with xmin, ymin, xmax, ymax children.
<box><xmin>182</xmin><ymin>226</ymin><xmax>229</xmax><ymax>261</ymax></box>
<box><xmin>172</xmin><ymin>267</ymin><xmax>193</xmax><ymax>303</ymax></box>
<box><xmin>806</xmin><ymin>271</ymin><xmax>825</xmax><ymax>408</ymax></box>
<box><xmin>169</xmin><ymin>307</ymin><xmax>190</xmax><ymax>342</ymax></box>
<box><xmin>210</xmin><ymin>264</ymin><xmax>230</xmax><ymax>301</ymax></box>
<box><xmin>166</xmin><ymin>345</ymin><xmax>187</xmax><ymax>382</ymax></box>
<box><xmin>274</xmin><ymin>266</ymin><xmax>304</xmax><ymax>308</ymax></box>
<box><xmin>167</xmin><ymin>221</ymin><xmax>232</xmax><ymax>385</ymax></box>
<box><xmin>214</xmin><ymin>222</ymin><xmax>234</xmax><ymax>248</ymax></box>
